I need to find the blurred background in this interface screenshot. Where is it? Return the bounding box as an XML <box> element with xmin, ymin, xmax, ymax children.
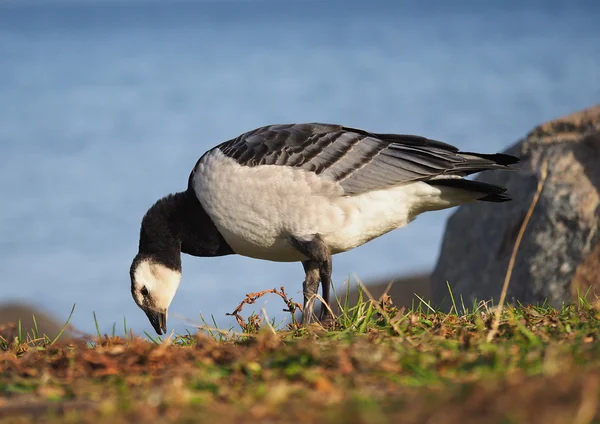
<box><xmin>1</xmin><ymin>0</ymin><xmax>599</xmax><ymax>337</ymax></box>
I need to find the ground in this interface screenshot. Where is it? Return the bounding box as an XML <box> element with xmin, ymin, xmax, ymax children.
<box><xmin>1</xmin><ymin>288</ymin><xmax>599</xmax><ymax>424</ymax></box>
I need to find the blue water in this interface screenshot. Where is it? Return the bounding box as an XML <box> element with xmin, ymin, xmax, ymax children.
<box><xmin>1</xmin><ymin>0</ymin><xmax>599</xmax><ymax>336</ymax></box>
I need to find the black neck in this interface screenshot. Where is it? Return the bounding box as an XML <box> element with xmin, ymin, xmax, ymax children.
<box><xmin>137</xmin><ymin>189</ymin><xmax>233</xmax><ymax>270</ymax></box>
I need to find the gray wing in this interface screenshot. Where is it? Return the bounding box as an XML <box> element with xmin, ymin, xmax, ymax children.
<box><xmin>217</xmin><ymin>123</ymin><xmax>518</xmax><ymax>195</ymax></box>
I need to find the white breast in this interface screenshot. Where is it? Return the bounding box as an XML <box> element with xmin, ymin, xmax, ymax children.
<box><xmin>192</xmin><ymin>149</ymin><xmax>474</xmax><ymax>262</ymax></box>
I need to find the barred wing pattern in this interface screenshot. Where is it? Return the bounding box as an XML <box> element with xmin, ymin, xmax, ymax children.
<box><xmin>217</xmin><ymin>123</ymin><xmax>517</xmax><ymax>195</ymax></box>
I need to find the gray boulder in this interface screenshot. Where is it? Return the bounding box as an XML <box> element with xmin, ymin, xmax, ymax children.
<box><xmin>432</xmin><ymin>105</ymin><xmax>600</xmax><ymax>309</ymax></box>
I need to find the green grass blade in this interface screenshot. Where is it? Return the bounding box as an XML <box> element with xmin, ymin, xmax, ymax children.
<box><xmin>17</xmin><ymin>320</ymin><xmax>23</xmax><ymax>345</ymax></box>
<box><xmin>50</xmin><ymin>303</ymin><xmax>76</xmax><ymax>345</ymax></box>
<box><xmin>31</xmin><ymin>314</ymin><xmax>39</xmax><ymax>340</ymax></box>
<box><xmin>93</xmin><ymin>311</ymin><xmax>102</xmax><ymax>338</ymax></box>
<box><xmin>123</xmin><ymin>316</ymin><xmax>129</xmax><ymax>338</ymax></box>
<box><xmin>446</xmin><ymin>281</ymin><xmax>458</xmax><ymax>316</ymax></box>
<box><xmin>144</xmin><ymin>331</ymin><xmax>161</xmax><ymax>345</ymax></box>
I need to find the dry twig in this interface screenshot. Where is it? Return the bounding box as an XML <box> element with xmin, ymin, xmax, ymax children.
<box><xmin>487</xmin><ymin>160</ymin><xmax>549</xmax><ymax>342</ymax></box>
<box><xmin>226</xmin><ymin>287</ymin><xmax>302</xmax><ymax>332</ymax></box>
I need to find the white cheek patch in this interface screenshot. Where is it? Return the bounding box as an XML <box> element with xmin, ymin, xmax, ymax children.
<box><xmin>133</xmin><ymin>259</ymin><xmax>181</xmax><ymax>311</ymax></box>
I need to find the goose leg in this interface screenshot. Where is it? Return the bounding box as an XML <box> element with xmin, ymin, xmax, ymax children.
<box><xmin>291</xmin><ymin>235</ymin><xmax>334</xmax><ymax>325</ymax></box>
<box><xmin>301</xmin><ymin>260</ymin><xmax>320</xmax><ymax>324</ymax></box>
<box><xmin>317</xmin><ymin>254</ymin><xmax>333</xmax><ymax>322</ymax></box>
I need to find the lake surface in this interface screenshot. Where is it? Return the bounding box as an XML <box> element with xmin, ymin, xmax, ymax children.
<box><xmin>1</xmin><ymin>0</ymin><xmax>599</xmax><ymax>335</ymax></box>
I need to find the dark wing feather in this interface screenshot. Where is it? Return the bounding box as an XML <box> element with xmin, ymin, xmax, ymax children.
<box><xmin>217</xmin><ymin>123</ymin><xmax>518</xmax><ymax>195</ymax></box>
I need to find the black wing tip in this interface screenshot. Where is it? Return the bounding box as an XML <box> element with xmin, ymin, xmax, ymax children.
<box><xmin>428</xmin><ymin>179</ymin><xmax>514</xmax><ymax>202</ymax></box>
<box><xmin>461</xmin><ymin>151</ymin><xmax>520</xmax><ymax>166</ymax></box>
<box><xmin>478</xmin><ymin>193</ymin><xmax>513</xmax><ymax>202</ymax></box>
<box><xmin>496</xmin><ymin>153</ymin><xmax>520</xmax><ymax>165</ymax></box>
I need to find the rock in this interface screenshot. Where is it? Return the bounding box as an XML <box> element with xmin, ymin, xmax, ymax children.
<box><xmin>432</xmin><ymin>105</ymin><xmax>600</xmax><ymax>310</ymax></box>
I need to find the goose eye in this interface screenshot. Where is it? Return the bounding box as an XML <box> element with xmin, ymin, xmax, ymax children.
<box><xmin>140</xmin><ymin>286</ymin><xmax>149</xmax><ymax>297</ymax></box>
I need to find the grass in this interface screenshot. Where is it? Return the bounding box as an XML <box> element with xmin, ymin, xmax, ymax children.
<box><xmin>1</xmin><ymin>284</ymin><xmax>599</xmax><ymax>424</ymax></box>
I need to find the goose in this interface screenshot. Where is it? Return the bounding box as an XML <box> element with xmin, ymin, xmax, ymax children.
<box><xmin>130</xmin><ymin>123</ymin><xmax>518</xmax><ymax>334</ymax></box>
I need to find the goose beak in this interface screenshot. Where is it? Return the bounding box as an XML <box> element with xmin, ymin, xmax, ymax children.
<box><xmin>144</xmin><ymin>308</ymin><xmax>167</xmax><ymax>335</ymax></box>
